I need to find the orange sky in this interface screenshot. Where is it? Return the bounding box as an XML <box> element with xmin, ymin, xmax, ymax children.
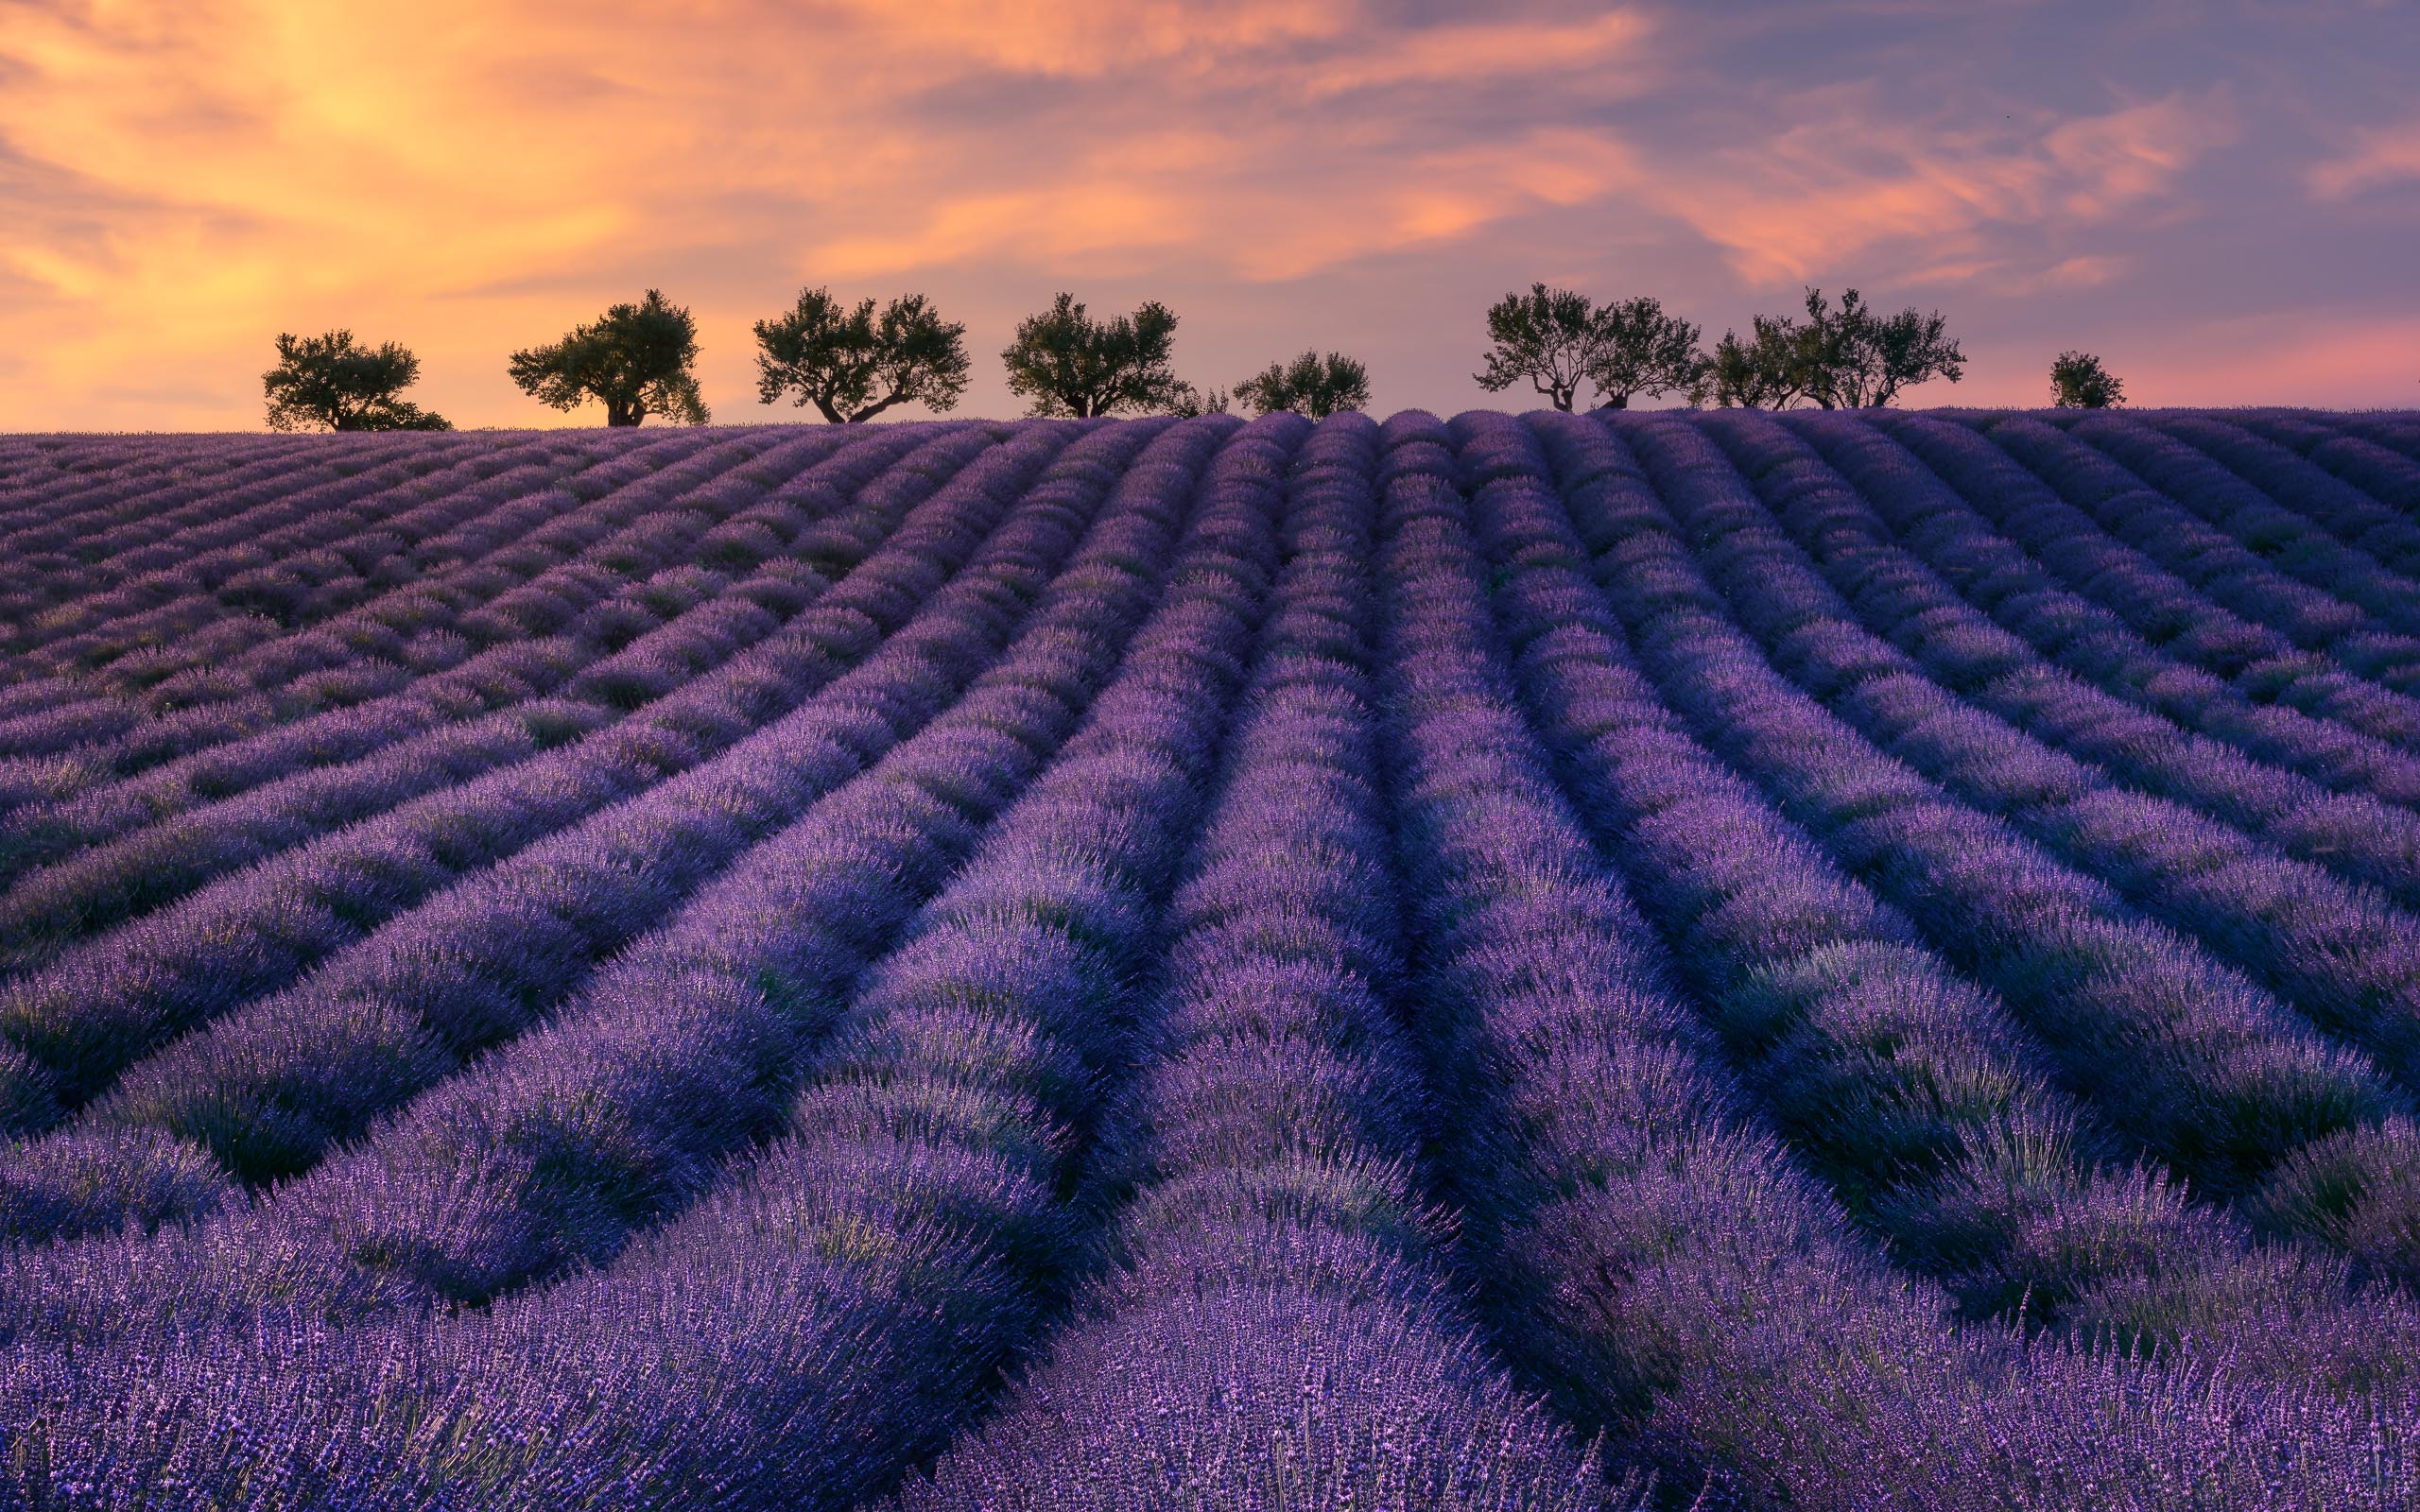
<box><xmin>3</xmin><ymin>0</ymin><xmax>2415</xmax><ymax>428</ymax></box>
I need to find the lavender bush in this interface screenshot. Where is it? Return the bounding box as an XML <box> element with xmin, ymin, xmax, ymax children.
<box><xmin>0</xmin><ymin>408</ymin><xmax>2412</xmax><ymax>1508</ymax></box>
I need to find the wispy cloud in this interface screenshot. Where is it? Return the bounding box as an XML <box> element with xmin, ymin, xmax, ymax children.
<box><xmin>1630</xmin><ymin>90</ymin><xmax>2234</xmax><ymax>285</ymax></box>
<box><xmin>2308</xmin><ymin>119</ymin><xmax>2420</xmax><ymax>199</ymax></box>
<box><xmin>0</xmin><ymin>0</ymin><xmax>2410</xmax><ymax>426</ymax></box>
<box><xmin>1297</xmin><ymin>10</ymin><xmax>1653</xmax><ymax>96</ymax></box>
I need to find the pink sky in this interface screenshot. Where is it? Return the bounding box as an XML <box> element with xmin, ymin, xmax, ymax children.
<box><xmin>2</xmin><ymin>0</ymin><xmax>2414</xmax><ymax>428</ymax></box>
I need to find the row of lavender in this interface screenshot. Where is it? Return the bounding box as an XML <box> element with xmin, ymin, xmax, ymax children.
<box><xmin>0</xmin><ymin>408</ymin><xmax>2416</xmax><ymax>1506</ymax></box>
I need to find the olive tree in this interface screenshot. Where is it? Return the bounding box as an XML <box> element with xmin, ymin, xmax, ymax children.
<box><xmin>754</xmin><ymin>289</ymin><xmax>970</xmax><ymax>422</ymax></box>
<box><xmin>1704</xmin><ymin>287</ymin><xmax>1962</xmax><ymax>408</ymax></box>
<box><xmin>1000</xmin><ymin>293</ymin><xmax>1195</xmax><ymax>417</ymax></box>
<box><xmin>2049</xmin><ymin>350</ymin><xmax>2126</xmax><ymax>408</ymax></box>
<box><xmin>508</xmin><ymin>289</ymin><xmax>708</xmax><ymax>426</ymax></box>
<box><xmin>1234</xmin><ymin>350</ymin><xmax>1371</xmax><ymax>418</ymax></box>
<box><xmin>1585</xmin><ymin>297</ymin><xmax>1705</xmax><ymax>409</ymax></box>
<box><xmin>262</xmin><ymin>331</ymin><xmax>451</xmax><ymax>432</ymax></box>
<box><xmin>1473</xmin><ymin>283</ymin><xmax>1600</xmax><ymax>411</ymax></box>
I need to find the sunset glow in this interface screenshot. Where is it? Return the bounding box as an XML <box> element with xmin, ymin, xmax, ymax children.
<box><xmin>3</xmin><ymin>0</ymin><xmax>2413</xmax><ymax>428</ymax></box>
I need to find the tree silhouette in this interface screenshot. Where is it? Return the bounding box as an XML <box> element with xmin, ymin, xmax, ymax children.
<box><xmin>1705</xmin><ymin>288</ymin><xmax>1962</xmax><ymax>408</ymax></box>
<box><xmin>1000</xmin><ymin>293</ymin><xmax>1193</xmax><ymax>418</ymax></box>
<box><xmin>2049</xmin><ymin>350</ymin><xmax>2126</xmax><ymax>408</ymax></box>
<box><xmin>1234</xmin><ymin>350</ymin><xmax>1372</xmax><ymax>419</ymax></box>
<box><xmin>1170</xmin><ymin>383</ymin><xmax>1232</xmax><ymax>417</ymax></box>
<box><xmin>1799</xmin><ymin>287</ymin><xmax>1964</xmax><ymax>407</ymax></box>
<box><xmin>1474</xmin><ymin>283</ymin><xmax>1600</xmax><ymax>411</ymax></box>
<box><xmin>1703</xmin><ymin>314</ymin><xmax>1818</xmax><ymax>409</ymax></box>
<box><xmin>508</xmin><ymin>289</ymin><xmax>708</xmax><ymax>427</ymax></box>
<box><xmin>754</xmin><ymin>289</ymin><xmax>970</xmax><ymax>423</ymax></box>
<box><xmin>1586</xmin><ymin>297</ymin><xmax>1705</xmax><ymax>410</ymax></box>
<box><xmin>262</xmin><ymin>331</ymin><xmax>451</xmax><ymax>432</ymax></box>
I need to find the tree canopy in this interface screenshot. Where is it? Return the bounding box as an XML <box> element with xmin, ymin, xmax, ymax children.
<box><xmin>1705</xmin><ymin>287</ymin><xmax>1963</xmax><ymax>408</ymax></box>
<box><xmin>1473</xmin><ymin>283</ymin><xmax>1601</xmax><ymax>411</ymax></box>
<box><xmin>1807</xmin><ymin>287</ymin><xmax>1963</xmax><ymax>407</ymax></box>
<box><xmin>754</xmin><ymin>289</ymin><xmax>970</xmax><ymax>423</ymax></box>
<box><xmin>1234</xmin><ymin>350</ymin><xmax>1371</xmax><ymax>419</ymax></box>
<box><xmin>508</xmin><ymin>289</ymin><xmax>708</xmax><ymax>427</ymax></box>
<box><xmin>1586</xmin><ymin>297</ymin><xmax>1706</xmax><ymax>410</ymax></box>
<box><xmin>262</xmin><ymin>331</ymin><xmax>451</xmax><ymax>432</ymax></box>
<box><xmin>1170</xmin><ymin>383</ymin><xmax>1231</xmax><ymax>417</ymax></box>
<box><xmin>2049</xmin><ymin>350</ymin><xmax>2126</xmax><ymax>408</ymax></box>
<box><xmin>1703</xmin><ymin>313</ymin><xmax>1817</xmax><ymax>409</ymax></box>
<box><xmin>999</xmin><ymin>293</ymin><xmax>1194</xmax><ymax>418</ymax></box>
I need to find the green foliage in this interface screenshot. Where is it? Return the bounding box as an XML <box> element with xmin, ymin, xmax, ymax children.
<box><xmin>508</xmin><ymin>289</ymin><xmax>708</xmax><ymax>427</ymax></box>
<box><xmin>1704</xmin><ymin>287</ymin><xmax>1964</xmax><ymax>409</ymax></box>
<box><xmin>1234</xmin><ymin>350</ymin><xmax>1371</xmax><ymax>419</ymax></box>
<box><xmin>1478</xmin><ymin>284</ymin><xmax>1708</xmax><ymax>411</ymax></box>
<box><xmin>1170</xmin><ymin>383</ymin><xmax>1231</xmax><ymax>418</ymax></box>
<box><xmin>999</xmin><ymin>293</ymin><xmax>1194</xmax><ymax>418</ymax></box>
<box><xmin>2049</xmin><ymin>350</ymin><xmax>2126</xmax><ymax>408</ymax></box>
<box><xmin>1703</xmin><ymin>314</ymin><xmax>1817</xmax><ymax>409</ymax></box>
<box><xmin>1587</xmin><ymin>297</ymin><xmax>1706</xmax><ymax>409</ymax></box>
<box><xmin>1473</xmin><ymin>283</ymin><xmax>1600</xmax><ymax>411</ymax></box>
<box><xmin>753</xmin><ymin>288</ymin><xmax>971</xmax><ymax>423</ymax></box>
<box><xmin>1809</xmin><ymin>287</ymin><xmax>1964</xmax><ymax>407</ymax></box>
<box><xmin>261</xmin><ymin>331</ymin><xmax>451</xmax><ymax>433</ymax></box>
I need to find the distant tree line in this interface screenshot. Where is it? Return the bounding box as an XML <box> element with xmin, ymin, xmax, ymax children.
<box><xmin>262</xmin><ymin>283</ymin><xmax>2124</xmax><ymax>431</ymax></box>
<box><xmin>1473</xmin><ymin>282</ymin><xmax>1972</xmax><ymax>411</ymax></box>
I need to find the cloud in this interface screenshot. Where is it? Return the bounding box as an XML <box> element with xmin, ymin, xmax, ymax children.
<box><xmin>1902</xmin><ymin>251</ymin><xmax>2130</xmax><ymax>294</ymax></box>
<box><xmin>0</xmin><ymin>0</ymin><xmax>2411</xmax><ymax>425</ymax></box>
<box><xmin>1632</xmin><ymin>91</ymin><xmax>2233</xmax><ymax>284</ymax></box>
<box><xmin>806</xmin><ymin>124</ymin><xmax>1643</xmax><ymax>286</ymax></box>
<box><xmin>811</xmin><ymin>183</ymin><xmax>1204</xmax><ymax>282</ymax></box>
<box><xmin>2309</xmin><ymin>120</ymin><xmax>2420</xmax><ymax>199</ymax></box>
<box><xmin>1298</xmin><ymin>10</ymin><xmax>1653</xmax><ymax>96</ymax></box>
<box><xmin>810</xmin><ymin>0</ymin><xmax>1356</xmax><ymax>77</ymax></box>
<box><xmin>0</xmin><ymin>0</ymin><xmax>1677</xmax><ymax>427</ymax></box>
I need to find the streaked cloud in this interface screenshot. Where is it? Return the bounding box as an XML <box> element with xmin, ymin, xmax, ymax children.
<box><xmin>0</xmin><ymin>0</ymin><xmax>2411</xmax><ymax>426</ymax></box>
<box><xmin>1297</xmin><ymin>10</ymin><xmax>1653</xmax><ymax>96</ymax></box>
<box><xmin>1634</xmin><ymin>91</ymin><xmax>2233</xmax><ymax>285</ymax></box>
<box><xmin>813</xmin><ymin>0</ymin><xmax>1356</xmax><ymax>77</ymax></box>
<box><xmin>2309</xmin><ymin>120</ymin><xmax>2420</xmax><ymax>200</ymax></box>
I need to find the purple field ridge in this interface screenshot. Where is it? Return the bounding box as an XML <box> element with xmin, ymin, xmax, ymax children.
<box><xmin>0</xmin><ymin>408</ymin><xmax>2416</xmax><ymax>1509</ymax></box>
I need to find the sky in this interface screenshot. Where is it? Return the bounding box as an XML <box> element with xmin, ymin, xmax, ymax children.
<box><xmin>2</xmin><ymin>0</ymin><xmax>2415</xmax><ymax>430</ymax></box>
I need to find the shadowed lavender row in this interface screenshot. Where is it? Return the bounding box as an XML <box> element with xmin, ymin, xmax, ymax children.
<box><xmin>0</xmin><ymin>423</ymin><xmax>1066</xmax><ymax>1147</ymax></box>
<box><xmin>1461</xmin><ymin>408</ymin><xmax>2417</xmax><ymax>1391</ymax></box>
<box><xmin>0</xmin><ymin>421</ymin><xmax>1111</xmax><ymax>1242</ymax></box>
<box><xmin>0</xmin><ymin>411</ymin><xmax>1276</xmax><ymax>1507</ymax></box>
<box><xmin>2224</xmin><ymin>411</ymin><xmax>2420</xmax><ymax>576</ymax></box>
<box><xmin>904</xmin><ymin>411</ymin><xmax>1623</xmax><ymax>1511</ymax></box>
<box><xmin>0</xmin><ymin>432</ymin><xmax>673</xmax><ymax>693</ymax></box>
<box><xmin>0</xmin><ymin>434</ymin><xmax>493</xmax><ymax>623</ymax></box>
<box><xmin>0</xmin><ymin>428</ymin><xmax>808</xmax><ymax>789</ymax></box>
<box><xmin>0</xmin><ymin>410</ymin><xmax>2411</xmax><ymax>1508</ymax></box>
<box><xmin>1976</xmin><ymin>415</ymin><xmax>2420</xmax><ymax>714</ymax></box>
<box><xmin>0</xmin><ymin>423</ymin><xmax>958</xmax><ymax>951</ymax></box>
<box><xmin>1858</xmin><ymin>410</ymin><xmax>2420</xmax><ymax>807</ymax></box>
<box><xmin>1683</xmin><ymin>412</ymin><xmax>2420</xmax><ymax>1093</ymax></box>
<box><xmin>1578</xmin><ymin>411</ymin><xmax>2420</xmax><ymax>1292</ymax></box>
<box><xmin>2085</xmin><ymin>414</ymin><xmax>2420</xmax><ymax>638</ymax></box>
<box><xmin>1774</xmin><ymin>412</ymin><xmax>2420</xmax><ymax>891</ymax></box>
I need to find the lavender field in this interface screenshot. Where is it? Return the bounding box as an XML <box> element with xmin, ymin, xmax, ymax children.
<box><xmin>3</xmin><ymin>406</ymin><xmax>2419</xmax><ymax>1509</ymax></box>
